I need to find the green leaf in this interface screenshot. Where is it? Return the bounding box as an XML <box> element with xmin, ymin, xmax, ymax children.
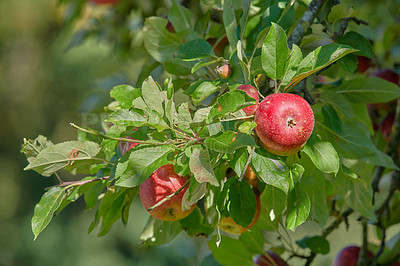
<box><xmin>321</xmin><ymin>104</ymin><xmax>342</xmax><ymax>134</ymax></box>
<box><xmin>281</xmin><ymin>44</ymin><xmax>303</xmax><ymax>86</ymax></box>
<box><xmin>143</xmin><ymin>17</ymin><xmax>183</xmax><ymax>63</ymax></box>
<box><xmin>32</xmin><ymin>187</ymin><xmax>66</xmax><ymax>240</ymax></box>
<box><xmin>140</xmin><ymin>217</ymin><xmax>182</xmax><ymax>246</ymax></box>
<box><xmin>169</xmin><ymin>0</ymin><xmax>192</xmax><ymax>33</ymax></box>
<box><xmin>142</xmin><ymin>76</ymin><xmax>164</xmax><ymax>116</ymax></box>
<box><xmin>302</xmin><ymin>135</ymin><xmax>340</xmax><ymax>174</ymax></box>
<box><xmin>338</xmin><ymin>54</ymin><xmax>358</xmax><ymax>73</ymax></box>
<box><xmin>286</xmin><ymin>44</ymin><xmax>357</xmax><ymax>90</ymax></box>
<box><xmin>110</xmin><ymin>85</ymin><xmax>142</xmax><ymax>109</ymax></box>
<box><xmin>335</xmin><ymin>168</ymin><xmax>376</xmax><ymax>221</ymax></box>
<box><xmin>191</xmin><ymin>58</ymin><xmax>221</xmax><ymax>74</ymax></box>
<box><xmin>261</xmin><ymin>23</ymin><xmax>290</xmax><ymax>80</ymax></box>
<box><xmin>208</xmin><ymin>235</ymin><xmax>253</xmax><ymax>266</ymax></box>
<box><xmin>21</xmin><ymin>135</ymin><xmax>54</xmax><ymax>163</ymax></box>
<box><xmin>300</xmin><ymin>155</ymin><xmax>329</xmax><ymax>226</ymax></box>
<box><xmin>189</xmin><ymin>80</ymin><xmax>220</xmax><ymax>106</ymax></box>
<box><xmin>239</xmin><ymin>229</ymin><xmax>265</xmax><ymax>254</ymax></box>
<box><xmin>205</xmin><ymin>131</ymin><xmax>256</xmax><ymax>154</ymax></box>
<box><xmin>107</xmin><ymin>109</ymin><xmax>169</xmax><ymax>132</ymax></box>
<box><xmin>296</xmin><ymin>236</ymin><xmax>330</xmax><ymax>255</ymax></box>
<box><xmin>337</xmin><ymin>32</ymin><xmax>373</xmax><ymax>58</ymax></box>
<box><xmin>201</xmin><ymin>254</ymin><xmax>221</xmax><ymax>266</ymax></box>
<box><xmin>115</xmin><ymin>145</ymin><xmax>175</xmax><ymax>187</ymax></box>
<box><xmin>179</xmin><ymin>207</ymin><xmax>214</xmax><ymax>237</ymax></box>
<box><xmin>251</xmin><ymin>148</ymin><xmax>290</xmax><ymax>194</ymax></box>
<box><xmin>177</xmin><ymin>102</ymin><xmax>192</xmax><ymax>129</ymax></box>
<box><xmin>189</xmin><ymin>147</ymin><xmax>219</xmax><ymax>186</ymax></box>
<box><xmin>182</xmin><ymin>179</ymin><xmax>206</xmax><ymax>210</ymax></box>
<box><xmin>192</xmin><ymin>107</ymin><xmax>211</xmax><ymax>126</ymax></box>
<box><xmin>327</xmin><ymin>4</ymin><xmax>357</xmax><ymax>24</ymax></box>
<box><xmin>223</xmin><ymin>0</ymin><xmax>238</xmax><ymax>49</ymax></box>
<box><xmin>177</xmin><ymin>39</ymin><xmax>215</xmax><ymax>61</ymax></box>
<box><xmin>238</xmin><ymin>121</ymin><xmax>257</xmax><ymax>135</ymax></box>
<box><xmin>260</xmin><ymin>184</ymin><xmax>287</xmax><ymax>222</ymax></box>
<box><xmin>208</xmin><ymin>90</ymin><xmax>257</xmax><ymax>122</ymax></box>
<box><xmin>228</xmin><ymin>179</ymin><xmax>257</xmax><ymax>228</ymax></box>
<box><xmin>286</xmin><ymin>183</ymin><xmax>311</xmax><ymax>230</ymax></box>
<box><xmin>228</xmin><ymin>148</ymin><xmax>248</xmax><ymax>177</ymax></box>
<box><xmin>24</xmin><ymin>141</ymin><xmax>101</xmax><ymax>177</ymax></box>
<box><xmin>336</xmin><ymin>77</ymin><xmax>400</xmax><ymax>103</ymax></box>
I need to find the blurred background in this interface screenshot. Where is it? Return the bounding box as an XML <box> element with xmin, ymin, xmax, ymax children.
<box><xmin>0</xmin><ymin>0</ymin><xmax>399</xmax><ymax>265</ymax></box>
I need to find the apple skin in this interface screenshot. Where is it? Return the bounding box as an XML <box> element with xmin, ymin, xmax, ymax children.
<box><xmin>371</xmin><ymin>69</ymin><xmax>399</xmax><ymax>85</ymax></box>
<box><xmin>254</xmin><ymin>93</ymin><xmax>314</xmax><ymax>156</ymax></box>
<box><xmin>237</xmin><ymin>84</ymin><xmax>259</xmax><ymax>116</ymax></box>
<box><xmin>89</xmin><ymin>0</ymin><xmax>119</xmax><ymax>5</ymax></box>
<box><xmin>139</xmin><ymin>164</ymin><xmax>196</xmax><ymax>221</ymax></box>
<box><xmin>254</xmin><ymin>251</ymin><xmax>287</xmax><ymax>266</ymax></box>
<box><xmin>333</xmin><ymin>246</ymin><xmax>373</xmax><ymax>266</ymax></box>
<box><xmin>357</xmin><ymin>56</ymin><xmax>371</xmax><ymax>73</ymax></box>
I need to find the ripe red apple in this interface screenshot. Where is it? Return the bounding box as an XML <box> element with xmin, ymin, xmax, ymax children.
<box><xmin>139</xmin><ymin>164</ymin><xmax>196</xmax><ymax>221</ymax></box>
<box><xmin>254</xmin><ymin>251</ymin><xmax>287</xmax><ymax>266</ymax></box>
<box><xmin>371</xmin><ymin>69</ymin><xmax>399</xmax><ymax>85</ymax></box>
<box><xmin>215</xmin><ymin>64</ymin><xmax>232</xmax><ymax>79</ymax></box>
<box><xmin>254</xmin><ymin>93</ymin><xmax>314</xmax><ymax>156</ymax></box>
<box><xmin>333</xmin><ymin>246</ymin><xmax>373</xmax><ymax>266</ymax></box>
<box><xmin>237</xmin><ymin>84</ymin><xmax>259</xmax><ymax>116</ymax></box>
<box><xmin>89</xmin><ymin>0</ymin><xmax>119</xmax><ymax>5</ymax></box>
<box><xmin>357</xmin><ymin>56</ymin><xmax>371</xmax><ymax>73</ymax></box>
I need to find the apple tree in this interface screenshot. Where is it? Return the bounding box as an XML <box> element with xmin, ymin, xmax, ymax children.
<box><xmin>21</xmin><ymin>0</ymin><xmax>400</xmax><ymax>265</ymax></box>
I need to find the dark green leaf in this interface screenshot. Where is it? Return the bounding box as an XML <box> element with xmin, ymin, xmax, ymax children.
<box><xmin>182</xmin><ymin>179</ymin><xmax>206</xmax><ymax>210</ymax></box>
<box><xmin>24</xmin><ymin>141</ymin><xmax>101</xmax><ymax>177</ymax></box>
<box><xmin>260</xmin><ymin>184</ymin><xmax>287</xmax><ymax>222</ymax></box>
<box><xmin>335</xmin><ymin>168</ymin><xmax>376</xmax><ymax>221</ymax></box>
<box><xmin>286</xmin><ymin>183</ymin><xmax>311</xmax><ymax>230</ymax></box>
<box><xmin>191</xmin><ymin>59</ymin><xmax>221</xmax><ymax>74</ymax></box>
<box><xmin>189</xmin><ymin>147</ymin><xmax>219</xmax><ymax>186</ymax></box>
<box><xmin>336</xmin><ymin>77</ymin><xmax>400</xmax><ymax>103</ymax></box>
<box><xmin>251</xmin><ymin>148</ymin><xmax>290</xmax><ymax>194</ymax></box>
<box><xmin>179</xmin><ymin>207</ymin><xmax>214</xmax><ymax>237</ymax></box>
<box><xmin>169</xmin><ymin>0</ymin><xmax>192</xmax><ymax>33</ymax></box>
<box><xmin>189</xmin><ymin>80</ymin><xmax>219</xmax><ymax>106</ymax></box>
<box><xmin>337</xmin><ymin>31</ymin><xmax>373</xmax><ymax>57</ymax></box>
<box><xmin>177</xmin><ymin>39</ymin><xmax>215</xmax><ymax>61</ymax></box>
<box><xmin>338</xmin><ymin>54</ymin><xmax>358</xmax><ymax>73</ymax></box>
<box><xmin>302</xmin><ymin>135</ymin><xmax>339</xmax><ymax>174</ymax></box>
<box><xmin>228</xmin><ymin>179</ymin><xmax>257</xmax><ymax>227</ymax></box>
<box><xmin>281</xmin><ymin>44</ymin><xmax>303</xmax><ymax>86</ymax></box>
<box><xmin>140</xmin><ymin>217</ymin><xmax>182</xmax><ymax>246</ymax></box>
<box><xmin>205</xmin><ymin>131</ymin><xmax>256</xmax><ymax>154</ymax></box>
<box><xmin>228</xmin><ymin>148</ymin><xmax>248</xmax><ymax>177</ymax></box>
<box><xmin>296</xmin><ymin>236</ymin><xmax>330</xmax><ymax>254</ymax></box>
<box><xmin>261</xmin><ymin>23</ymin><xmax>290</xmax><ymax>80</ymax></box>
<box><xmin>322</xmin><ymin>104</ymin><xmax>342</xmax><ymax>134</ymax></box>
<box><xmin>110</xmin><ymin>85</ymin><xmax>142</xmax><ymax>109</ymax></box>
<box><xmin>223</xmin><ymin>0</ymin><xmax>238</xmax><ymax>49</ymax></box>
<box><xmin>32</xmin><ymin>187</ymin><xmax>66</xmax><ymax>240</ymax></box>
<box><xmin>200</xmin><ymin>254</ymin><xmax>221</xmax><ymax>266</ymax></box>
<box><xmin>115</xmin><ymin>145</ymin><xmax>175</xmax><ymax>187</ymax></box>
<box><xmin>207</xmin><ymin>235</ymin><xmax>253</xmax><ymax>266</ymax></box>
<box><xmin>208</xmin><ymin>90</ymin><xmax>257</xmax><ymax>122</ymax></box>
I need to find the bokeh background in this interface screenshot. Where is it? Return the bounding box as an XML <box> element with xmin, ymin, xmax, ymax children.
<box><xmin>0</xmin><ymin>0</ymin><xmax>399</xmax><ymax>265</ymax></box>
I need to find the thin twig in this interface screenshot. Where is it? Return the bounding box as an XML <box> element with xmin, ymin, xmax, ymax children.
<box><xmin>45</xmin><ymin>176</ymin><xmax>109</xmax><ymax>191</ymax></box>
<box><xmin>357</xmin><ymin>218</ymin><xmax>369</xmax><ymax>266</ymax></box>
<box><xmin>54</xmin><ymin>172</ymin><xmax>64</xmax><ymax>184</ymax></box>
<box><xmin>147</xmin><ymin>179</ymin><xmax>190</xmax><ymax>211</ymax></box>
<box><xmin>239</xmin><ymin>146</ymin><xmax>256</xmax><ymax>181</ymax></box>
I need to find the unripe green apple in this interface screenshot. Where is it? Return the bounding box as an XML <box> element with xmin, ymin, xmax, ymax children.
<box><xmin>237</xmin><ymin>84</ymin><xmax>259</xmax><ymax>116</ymax></box>
<box><xmin>139</xmin><ymin>164</ymin><xmax>196</xmax><ymax>221</ymax></box>
<box><xmin>254</xmin><ymin>93</ymin><xmax>314</xmax><ymax>156</ymax></box>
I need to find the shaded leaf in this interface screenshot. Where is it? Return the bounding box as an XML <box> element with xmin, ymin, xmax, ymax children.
<box><xmin>189</xmin><ymin>147</ymin><xmax>219</xmax><ymax>186</ymax></box>
<box><xmin>296</xmin><ymin>236</ymin><xmax>330</xmax><ymax>255</ymax></box>
<box><xmin>205</xmin><ymin>131</ymin><xmax>256</xmax><ymax>154</ymax></box>
<box><xmin>260</xmin><ymin>184</ymin><xmax>287</xmax><ymax>222</ymax></box>
<box><xmin>208</xmin><ymin>235</ymin><xmax>253</xmax><ymax>266</ymax></box>
<box><xmin>179</xmin><ymin>207</ymin><xmax>214</xmax><ymax>237</ymax></box>
<box><xmin>140</xmin><ymin>217</ymin><xmax>182</xmax><ymax>246</ymax></box>
<box><xmin>177</xmin><ymin>39</ymin><xmax>215</xmax><ymax>60</ymax></box>
<box><xmin>302</xmin><ymin>135</ymin><xmax>339</xmax><ymax>174</ymax></box>
<box><xmin>286</xmin><ymin>183</ymin><xmax>310</xmax><ymax>230</ymax></box>
<box><xmin>228</xmin><ymin>179</ymin><xmax>257</xmax><ymax>228</ymax></box>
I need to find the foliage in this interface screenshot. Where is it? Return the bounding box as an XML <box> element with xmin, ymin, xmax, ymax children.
<box><xmin>21</xmin><ymin>0</ymin><xmax>400</xmax><ymax>265</ymax></box>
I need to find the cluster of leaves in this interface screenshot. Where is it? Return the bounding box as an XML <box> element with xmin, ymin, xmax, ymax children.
<box><xmin>22</xmin><ymin>0</ymin><xmax>400</xmax><ymax>265</ymax></box>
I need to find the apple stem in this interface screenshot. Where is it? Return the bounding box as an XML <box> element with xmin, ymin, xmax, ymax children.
<box><xmin>147</xmin><ymin>179</ymin><xmax>190</xmax><ymax>211</ymax></box>
<box><xmin>239</xmin><ymin>146</ymin><xmax>256</xmax><ymax>181</ymax></box>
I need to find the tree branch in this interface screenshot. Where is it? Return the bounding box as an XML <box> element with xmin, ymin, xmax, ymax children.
<box><xmin>287</xmin><ymin>0</ymin><xmax>327</xmax><ymax>48</ymax></box>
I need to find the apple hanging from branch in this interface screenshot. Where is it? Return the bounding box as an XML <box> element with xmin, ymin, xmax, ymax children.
<box><xmin>254</xmin><ymin>93</ymin><xmax>314</xmax><ymax>156</ymax></box>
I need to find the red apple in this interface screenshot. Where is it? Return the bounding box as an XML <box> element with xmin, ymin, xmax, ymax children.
<box><xmin>89</xmin><ymin>0</ymin><xmax>119</xmax><ymax>5</ymax></box>
<box><xmin>254</xmin><ymin>93</ymin><xmax>314</xmax><ymax>156</ymax></box>
<box><xmin>333</xmin><ymin>246</ymin><xmax>373</xmax><ymax>266</ymax></box>
<box><xmin>371</xmin><ymin>69</ymin><xmax>399</xmax><ymax>85</ymax></box>
<box><xmin>139</xmin><ymin>164</ymin><xmax>196</xmax><ymax>221</ymax></box>
<box><xmin>237</xmin><ymin>84</ymin><xmax>259</xmax><ymax>116</ymax></box>
<box><xmin>357</xmin><ymin>56</ymin><xmax>371</xmax><ymax>73</ymax></box>
<box><xmin>254</xmin><ymin>251</ymin><xmax>287</xmax><ymax>266</ymax></box>
<box><xmin>215</xmin><ymin>64</ymin><xmax>232</xmax><ymax>79</ymax></box>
